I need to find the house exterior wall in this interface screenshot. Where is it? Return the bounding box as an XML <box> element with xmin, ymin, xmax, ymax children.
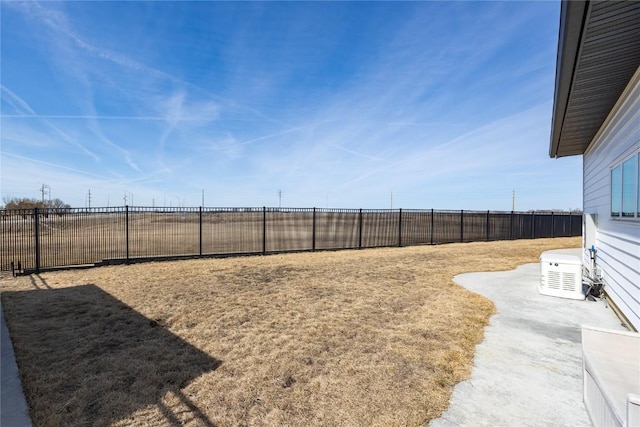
<box><xmin>583</xmin><ymin>67</ymin><xmax>640</xmax><ymax>331</ymax></box>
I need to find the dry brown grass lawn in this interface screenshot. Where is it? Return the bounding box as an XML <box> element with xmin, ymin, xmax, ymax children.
<box><xmin>0</xmin><ymin>237</ymin><xmax>580</xmax><ymax>427</ymax></box>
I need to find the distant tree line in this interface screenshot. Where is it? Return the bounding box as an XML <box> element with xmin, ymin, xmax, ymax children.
<box><xmin>1</xmin><ymin>197</ymin><xmax>71</xmax><ymax>210</ymax></box>
<box><xmin>0</xmin><ymin>197</ymin><xmax>583</xmax><ymax>214</ymax></box>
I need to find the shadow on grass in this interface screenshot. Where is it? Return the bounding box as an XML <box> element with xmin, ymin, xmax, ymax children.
<box><xmin>2</xmin><ymin>284</ymin><xmax>221</xmax><ymax>426</ymax></box>
<box><xmin>29</xmin><ymin>274</ymin><xmax>52</xmax><ymax>290</ymax></box>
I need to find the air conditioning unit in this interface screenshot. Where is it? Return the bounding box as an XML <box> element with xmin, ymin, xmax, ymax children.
<box><xmin>539</xmin><ymin>250</ymin><xmax>584</xmax><ymax>300</ymax></box>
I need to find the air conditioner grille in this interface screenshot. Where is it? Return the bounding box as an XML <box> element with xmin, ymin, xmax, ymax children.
<box><xmin>548</xmin><ymin>271</ymin><xmax>561</xmax><ymax>289</ymax></box>
<box><xmin>563</xmin><ymin>273</ymin><xmax>577</xmax><ymax>291</ymax></box>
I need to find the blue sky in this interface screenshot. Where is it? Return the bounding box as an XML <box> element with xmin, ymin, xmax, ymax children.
<box><xmin>1</xmin><ymin>1</ymin><xmax>582</xmax><ymax>210</ymax></box>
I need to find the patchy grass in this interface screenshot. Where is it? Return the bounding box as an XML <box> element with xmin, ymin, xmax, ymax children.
<box><xmin>1</xmin><ymin>237</ymin><xmax>580</xmax><ymax>426</ymax></box>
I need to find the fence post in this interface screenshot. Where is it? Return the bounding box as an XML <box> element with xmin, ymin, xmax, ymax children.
<box><xmin>531</xmin><ymin>211</ymin><xmax>536</xmax><ymax>239</ymax></box>
<box><xmin>34</xmin><ymin>208</ymin><xmax>40</xmax><ymax>273</ymax></box>
<box><xmin>551</xmin><ymin>211</ymin><xmax>555</xmax><ymax>238</ymax></box>
<box><xmin>430</xmin><ymin>208</ymin><xmax>434</xmax><ymax>245</ymax></box>
<box><xmin>510</xmin><ymin>211</ymin><xmax>514</xmax><ymax>240</ymax></box>
<box><xmin>262</xmin><ymin>207</ymin><xmax>266</xmax><ymax>254</ymax></box>
<box><xmin>398</xmin><ymin>208</ymin><xmax>403</xmax><ymax>247</ymax></box>
<box><xmin>199</xmin><ymin>206</ymin><xmax>203</xmax><ymax>256</ymax></box>
<box><xmin>125</xmin><ymin>205</ymin><xmax>130</xmax><ymax>262</ymax></box>
<box><xmin>312</xmin><ymin>207</ymin><xmax>316</xmax><ymax>251</ymax></box>
<box><xmin>460</xmin><ymin>209</ymin><xmax>464</xmax><ymax>242</ymax></box>
<box><xmin>358</xmin><ymin>209</ymin><xmax>363</xmax><ymax>249</ymax></box>
<box><xmin>486</xmin><ymin>210</ymin><xmax>490</xmax><ymax>241</ymax></box>
<box><xmin>569</xmin><ymin>211</ymin><xmax>574</xmax><ymax>236</ymax></box>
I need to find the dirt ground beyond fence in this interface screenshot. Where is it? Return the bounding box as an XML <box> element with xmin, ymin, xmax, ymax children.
<box><xmin>1</xmin><ymin>237</ymin><xmax>580</xmax><ymax>427</ymax></box>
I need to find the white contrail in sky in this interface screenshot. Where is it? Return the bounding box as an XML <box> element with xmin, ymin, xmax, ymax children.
<box><xmin>0</xmin><ymin>115</ymin><xmax>213</xmax><ymax>121</ymax></box>
<box><xmin>3</xmin><ymin>152</ymin><xmax>113</xmax><ymax>180</ymax></box>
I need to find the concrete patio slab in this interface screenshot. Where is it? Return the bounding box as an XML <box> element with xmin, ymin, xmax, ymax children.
<box><xmin>430</xmin><ymin>262</ymin><xmax>627</xmax><ymax>427</ymax></box>
<box><xmin>1</xmin><ymin>299</ymin><xmax>33</xmax><ymax>427</ymax></box>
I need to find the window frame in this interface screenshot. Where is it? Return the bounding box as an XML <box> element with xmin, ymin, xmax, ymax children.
<box><xmin>610</xmin><ymin>151</ymin><xmax>640</xmax><ymax>220</ymax></box>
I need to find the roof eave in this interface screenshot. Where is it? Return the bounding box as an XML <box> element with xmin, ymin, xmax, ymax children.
<box><xmin>549</xmin><ymin>1</ymin><xmax>589</xmax><ymax>158</ymax></box>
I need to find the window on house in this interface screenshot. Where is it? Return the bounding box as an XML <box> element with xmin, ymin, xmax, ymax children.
<box><xmin>611</xmin><ymin>152</ymin><xmax>640</xmax><ymax>219</ymax></box>
<box><xmin>622</xmin><ymin>156</ymin><xmax>637</xmax><ymax>217</ymax></box>
<box><xmin>611</xmin><ymin>164</ymin><xmax>622</xmax><ymax>217</ymax></box>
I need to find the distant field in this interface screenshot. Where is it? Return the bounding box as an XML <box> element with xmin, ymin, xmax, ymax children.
<box><xmin>1</xmin><ymin>237</ymin><xmax>580</xmax><ymax>426</ymax></box>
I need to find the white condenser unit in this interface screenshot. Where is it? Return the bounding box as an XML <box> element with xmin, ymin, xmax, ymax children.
<box><xmin>539</xmin><ymin>250</ymin><xmax>584</xmax><ymax>300</ymax></box>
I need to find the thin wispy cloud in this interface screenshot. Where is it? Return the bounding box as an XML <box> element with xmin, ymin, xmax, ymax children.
<box><xmin>6</xmin><ymin>1</ymin><xmax>177</xmax><ymax>83</ymax></box>
<box><xmin>1</xmin><ymin>85</ymin><xmax>36</xmax><ymax>115</ymax></box>
<box><xmin>1</xmin><ymin>1</ymin><xmax>580</xmax><ymax>210</ymax></box>
<box><xmin>2</xmin><ymin>84</ymin><xmax>100</xmax><ymax>160</ymax></box>
<box><xmin>3</xmin><ymin>152</ymin><xmax>112</xmax><ymax>181</ymax></box>
<box><xmin>0</xmin><ymin>115</ymin><xmax>212</xmax><ymax>121</ymax></box>
<box><xmin>329</xmin><ymin>144</ymin><xmax>383</xmax><ymax>162</ymax></box>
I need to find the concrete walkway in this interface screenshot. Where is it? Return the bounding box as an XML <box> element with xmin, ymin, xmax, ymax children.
<box><xmin>1</xmin><ymin>299</ymin><xmax>32</xmax><ymax>427</ymax></box>
<box><xmin>430</xmin><ymin>262</ymin><xmax>626</xmax><ymax>427</ymax></box>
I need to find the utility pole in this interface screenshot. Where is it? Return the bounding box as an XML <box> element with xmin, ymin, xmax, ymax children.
<box><xmin>278</xmin><ymin>189</ymin><xmax>282</xmax><ymax>208</ymax></box>
<box><xmin>512</xmin><ymin>189</ymin><xmax>515</xmax><ymax>211</ymax></box>
<box><xmin>40</xmin><ymin>184</ymin><xmax>50</xmax><ymax>204</ymax></box>
<box><xmin>202</xmin><ymin>189</ymin><xmax>205</xmax><ymax>207</ymax></box>
<box><xmin>87</xmin><ymin>189</ymin><xmax>91</xmax><ymax>208</ymax></box>
<box><xmin>390</xmin><ymin>191</ymin><xmax>393</xmax><ymax>210</ymax></box>
<box><xmin>124</xmin><ymin>191</ymin><xmax>133</xmax><ymax>206</ymax></box>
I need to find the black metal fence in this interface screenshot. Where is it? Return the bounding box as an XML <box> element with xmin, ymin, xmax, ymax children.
<box><xmin>0</xmin><ymin>206</ymin><xmax>582</xmax><ymax>274</ymax></box>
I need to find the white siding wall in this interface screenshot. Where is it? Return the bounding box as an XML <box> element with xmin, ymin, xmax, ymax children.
<box><xmin>583</xmin><ymin>67</ymin><xmax>640</xmax><ymax>331</ymax></box>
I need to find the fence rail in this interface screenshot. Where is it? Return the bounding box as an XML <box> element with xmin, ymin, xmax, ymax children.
<box><xmin>0</xmin><ymin>206</ymin><xmax>582</xmax><ymax>274</ymax></box>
